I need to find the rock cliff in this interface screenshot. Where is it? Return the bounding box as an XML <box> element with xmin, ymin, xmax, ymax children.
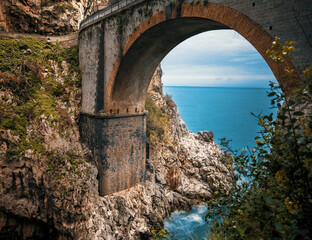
<box><xmin>0</xmin><ymin>0</ymin><xmax>117</xmax><ymax>35</ymax></box>
<box><xmin>0</xmin><ymin>0</ymin><xmax>81</xmax><ymax>35</ymax></box>
<box><xmin>0</xmin><ymin>1</ymin><xmax>233</xmax><ymax>238</ymax></box>
<box><xmin>83</xmin><ymin>66</ymin><xmax>234</xmax><ymax>239</ymax></box>
<box><xmin>0</xmin><ymin>37</ymin><xmax>233</xmax><ymax>239</ymax></box>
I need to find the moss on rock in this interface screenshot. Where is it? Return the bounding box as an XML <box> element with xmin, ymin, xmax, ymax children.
<box><xmin>0</xmin><ymin>37</ymin><xmax>82</xmax><ymax>166</ymax></box>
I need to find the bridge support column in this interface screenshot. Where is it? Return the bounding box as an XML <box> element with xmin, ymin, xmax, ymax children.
<box><xmin>80</xmin><ymin>113</ymin><xmax>147</xmax><ymax>196</ymax></box>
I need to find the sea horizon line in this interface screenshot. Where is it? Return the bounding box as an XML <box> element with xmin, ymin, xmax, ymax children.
<box><xmin>163</xmin><ymin>85</ymin><xmax>271</xmax><ymax>89</ymax></box>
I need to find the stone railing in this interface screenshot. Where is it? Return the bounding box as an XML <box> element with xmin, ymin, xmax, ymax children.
<box><xmin>79</xmin><ymin>0</ymin><xmax>145</xmax><ymax>31</ymax></box>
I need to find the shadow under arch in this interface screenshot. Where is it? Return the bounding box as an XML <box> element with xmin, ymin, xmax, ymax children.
<box><xmin>105</xmin><ymin>2</ymin><xmax>301</xmax><ymax>113</ymax></box>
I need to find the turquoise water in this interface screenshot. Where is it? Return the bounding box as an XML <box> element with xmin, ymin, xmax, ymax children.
<box><xmin>163</xmin><ymin>86</ymin><xmax>276</xmax><ymax>151</ymax></box>
<box><xmin>162</xmin><ymin>86</ymin><xmax>277</xmax><ymax>239</ymax></box>
<box><xmin>164</xmin><ymin>205</ymin><xmax>210</xmax><ymax>240</ymax></box>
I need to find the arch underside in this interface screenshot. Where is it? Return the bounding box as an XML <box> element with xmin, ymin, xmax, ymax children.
<box><xmin>106</xmin><ymin>2</ymin><xmax>300</xmax><ymax>114</ymax></box>
<box><xmin>110</xmin><ymin>17</ymin><xmax>228</xmax><ymax>113</ymax></box>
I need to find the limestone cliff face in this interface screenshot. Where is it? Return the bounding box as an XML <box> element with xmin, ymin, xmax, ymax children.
<box><xmin>0</xmin><ymin>3</ymin><xmax>233</xmax><ymax>238</ymax></box>
<box><xmin>0</xmin><ymin>0</ymin><xmax>82</xmax><ymax>34</ymax></box>
<box><xmin>0</xmin><ymin>43</ymin><xmax>95</xmax><ymax>238</ymax></box>
<box><xmin>146</xmin><ymin>67</ymin><xmax>233</xmax><ymax>202</ymax></box>
<box><xmin>0</xmin><ymin>41</ymin><xmax>233</xmax><ymax>238</ymax></box>
<box><xmin>83</xmin><ymin>68</ymin><xmax>234</xmax><ymax>239</ymax></box>
<box><xmin>0</xmin><ymin>0</ymin><xmax>121</xmax><ymax>35</ymax></box>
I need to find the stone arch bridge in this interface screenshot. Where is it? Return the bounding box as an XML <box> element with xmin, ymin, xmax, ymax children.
<box><xmin>79</xmin><ymin>0</ymin><xmax>312</xmax><ymax>196</ymax></box>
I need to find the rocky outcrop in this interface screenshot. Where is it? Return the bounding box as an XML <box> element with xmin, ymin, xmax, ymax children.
<box><xmin>78</xmin><ymin>67</ymin><xmax>234</xmax><ymax>239</ymax></box>
<box><xmin>0</xmin><ymin>0</ymin><xmax>232</xmax><ymax>238</ymax></box>
<box><xmin>0</xmin><ymin>52</ymin><xmax>96</xmax><ymax>239</ymax></box>
<box><xmin>0</xmin><ymin>2</ymin><xmax>233</xmax><ymax>231</ymax></box>
<box><xmin>0</xmin><ymin>47</ymin><xmax>233</xmax><ymax>239</ymax></box>
<box><xmin>0</xmin><ymin>0</ymin><xmax>83</xmax><ymax>35</ymax></box>
<box><xmin>0</xmin><ymin>0</ymin><xmax>121</xmax><ymax>35</ymax></box>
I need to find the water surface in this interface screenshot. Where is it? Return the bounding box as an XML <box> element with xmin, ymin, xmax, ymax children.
<box><xmin>163</xmin><ymin>86</ymin><xmax>275</xmax><ymax>151</ymax></box>
<box><xmin>162</xmin><ymin>86</ymin><xmax>277</xmax><ymax>239</ymax></box>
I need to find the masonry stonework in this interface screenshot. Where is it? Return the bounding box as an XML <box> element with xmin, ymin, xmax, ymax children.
<box><xmin>80</xmin><ymin>113</ymin><xmax>146</xmax><ymax>196</ymax></box>
<box><xmin>79</xmin><ymin>0</ymin><xmax>312</xmax><ymax>195</ymax></box>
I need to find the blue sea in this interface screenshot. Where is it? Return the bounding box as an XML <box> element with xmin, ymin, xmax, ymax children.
<box><xmin>163</xmin><ymin>86</ymin><xmax>276</xmax><ymax>151</ymax></box>
<box><xmin>162</xmin><ymin>86</ymin><xmax>277</xmax><ymax>239</ymax></box>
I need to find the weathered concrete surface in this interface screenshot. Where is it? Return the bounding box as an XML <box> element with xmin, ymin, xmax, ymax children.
<box><xmin>80</xmin><ymin>24</ymin><xmax>102</xmax><ymax>114</ymax></box>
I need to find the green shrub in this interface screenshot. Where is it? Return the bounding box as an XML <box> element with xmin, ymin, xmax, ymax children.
<box><xmin>150</xmin><ymin>229</ymin><xmax>168</xmax><ymax>240</ymax></box>
<box><xmin>0</xmin><ymin>37</ymin><xmax>81</xmax><ymax>162</ymax></box>
<box><xmin>206</xmin><ymin>38</ymin><xmax>312</xmax><ymax>239</ymax></box>
<box><xmin>145</xmin><ymin>94</ymin><xmax>170</xmax><ymax>145</ymax></box>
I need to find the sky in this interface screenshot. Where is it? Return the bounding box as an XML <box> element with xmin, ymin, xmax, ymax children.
<box><xmin>161</xmin><ymin>29</ymin><xmax>277</xmax><ymax>88</ymax></box>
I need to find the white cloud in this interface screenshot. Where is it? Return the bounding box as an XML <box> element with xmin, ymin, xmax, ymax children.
<box><xmin>179</xmin><ymin>30</ymin><xmax>253</xmax><ymax>52</ymax></box>
<box><xmin>161</xmin><ymin>29</ymin><xmax>276</xmax><ymax>87</ymax></box>
<box><xmin>230</xmin><ymin>54</ymin><xmax>262</xmax><ymax>64</ymax></box>
<box><xmin>162</xmin><ymin>64</ymin><xmax>274</xmax><ymax>87</ymax></box>
<box><xmin>163</xmin><ymin>30</ymin><xmax>256</xmax><ymax>61</ymax></box>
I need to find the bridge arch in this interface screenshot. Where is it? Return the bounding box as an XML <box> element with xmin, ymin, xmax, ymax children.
<box><xmin>79</xmin><ymin>0</ymin><xmax>311</xmax><ymax>196</ymax></box>
<box><xmin>105</xmin><ymin>2</ymin><xmax>300</xmax><ymax>114</ymax></box>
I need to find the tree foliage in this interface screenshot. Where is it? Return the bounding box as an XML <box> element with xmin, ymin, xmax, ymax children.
<box><xmin>206</xmin><ymin>38</ymin><xmax>312</xmax><ymax>239</ymax></box>
<box><xmin>150</xmin><ymin>229</ymin><xmax>168</xmax><ymax>240</ymax></box>
<box><xmin>145</xmin><ymin>94</ymin><xmax>170</xmax><ymax>145</ymax></box>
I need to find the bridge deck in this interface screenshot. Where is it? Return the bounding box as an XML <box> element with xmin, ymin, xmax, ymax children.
<box><xmin>80</xmin><ymin>0</ymin><xmax>145</xmax><ymax>31</ymax></box>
